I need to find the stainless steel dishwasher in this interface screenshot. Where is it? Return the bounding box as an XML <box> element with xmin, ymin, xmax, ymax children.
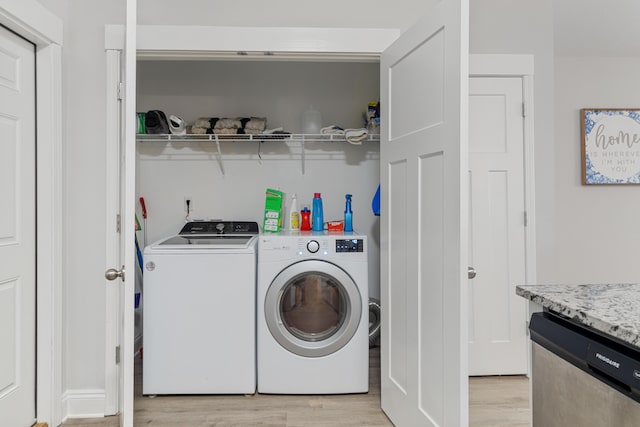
<box><xmin>529</xmin><ymin>312</ymin><xmax>640</xmax><ymax>427</ymax></box>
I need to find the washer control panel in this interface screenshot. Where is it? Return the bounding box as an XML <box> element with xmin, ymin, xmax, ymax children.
<box><xmin>180</xmin><ymin>221</ymin><xmax>259</xmax><ymax>235</ymax></box>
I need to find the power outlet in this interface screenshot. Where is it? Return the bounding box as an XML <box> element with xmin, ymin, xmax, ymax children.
<box><xmin>184</xmin><ymin>196</ymin><xmax>193</xmax><ymax>213</ymax></box>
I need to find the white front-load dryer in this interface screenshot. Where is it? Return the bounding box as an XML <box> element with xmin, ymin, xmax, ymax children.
<box><xmin>257</xmin><ymin>230</ymin><xmax>369</xmax><ymax>394</ymax></box>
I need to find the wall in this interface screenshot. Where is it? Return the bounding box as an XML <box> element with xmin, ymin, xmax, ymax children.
<box><xmin>34</xmin><ymin>0</ymin><xmax>567</xmax><ymax>420</ymax></box>
<box><xmin>136</xmin><ymin>60</ymin><xmax>381</xmax><ymax>295</ymax></box>
<box><xmin>37</xmin><ymin>0</ymin><xmax>125</xmax><ymax>416</ymax></box>
<box><xmin>553</xmin><ymin>57</ymin><xmax>640</xmax><ymax>283</ymax></box>
<box><xmin>136</xmin><ymin>0</ymin><xmax>437</xmax><ymax>31</ymax></box>
<box><xmin>137</xmin><ymin>60</ymin><xmax>379</xmax><ymax>136</ymax></box>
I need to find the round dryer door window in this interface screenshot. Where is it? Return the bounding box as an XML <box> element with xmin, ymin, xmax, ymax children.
<box><xmin>265</xmin><ymin>260</ymin><xmax>362</xmax><ymax>358</ymax></box>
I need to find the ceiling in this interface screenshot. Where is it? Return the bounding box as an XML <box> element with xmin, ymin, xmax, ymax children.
<box><xmin>554</xmin><ymin>0</ymin><xmax>640</xmax><ymax>57</ymax></box>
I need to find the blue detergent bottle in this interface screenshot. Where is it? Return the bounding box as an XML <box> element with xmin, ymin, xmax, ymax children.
<box><xmin>312</xmin><ymin>192</ymin><xmax>324</xmax><ymax>231</ymax></box>
<box><xmin>344</xmin><ymin>194</ymin><xmax>353</xmax><ymax>232</ymax></box>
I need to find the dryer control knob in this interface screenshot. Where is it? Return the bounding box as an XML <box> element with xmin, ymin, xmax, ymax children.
<box><xmin>307</xmin><ymin>240</ymin><xmax>320</xmax><ymax>253</ymax></box>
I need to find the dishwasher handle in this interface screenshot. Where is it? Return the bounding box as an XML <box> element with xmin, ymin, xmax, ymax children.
<box><xmin>587</xmin><ymin>360</ymin><xmax>633</xmax><ymax>395</ymax></box>
<box><xmin>586</xmin><ymin>340</ymin><xmax>640</xmax><ymax>394</ymax></box>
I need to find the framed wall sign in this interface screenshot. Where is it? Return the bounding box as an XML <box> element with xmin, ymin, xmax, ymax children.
<box><xmin>581</xmin><ymin>108</ymin><xmax>640</xmax><ymax>185</ymax></box>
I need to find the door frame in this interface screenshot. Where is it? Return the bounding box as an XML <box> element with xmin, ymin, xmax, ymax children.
<box><xmin>104</xmin><ymin>49</ymin><xmax>122</xmax><ymax>416</ymax></box>
<box><xmin>102</xmin><ymin>23</ymin><xmax>401</xmax><ymax>413</ymax></box>
<box><xmin>0</xmin><ymin>1</ymin><xmax>63</xmax><ymax>426</ymax></box>
<box><xmin>469</xmin><ymin>54</ymin><xmax>537</xmax><ymax>375</ymax></box>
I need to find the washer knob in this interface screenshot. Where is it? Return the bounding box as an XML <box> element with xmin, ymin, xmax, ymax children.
<box><xmin>215</xmin><ymin>223</ymin><xmax>225</xmax><ymax>234</ymax></box>
<box><xmin>307</xmin><ymin>240</ymin><xmax>320</xmax><ymax>253</ymax></box>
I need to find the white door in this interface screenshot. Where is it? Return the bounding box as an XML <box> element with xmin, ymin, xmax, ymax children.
<box><xmin>104</xmin><ymin>1</ymin><xmax>136</xmax><ymax>426</ymax></box>
<box><xmin>380</xmin><ymin>0</ymin><xmax>469</xmax><ymax>425</ymax></box>
<box><xmin>467</xmin><ymin>76</ymin><xmax>528</xmax><ymax>376</ymax></box>
<box><xmin>104</xmin><ymin>48</ymin><xmax>122</xmax><ymax>417</ymax></box>
<box><xmin>0</xmin><ymin>25</ymin><xmax>36</xmax><ymax>427</ymax></box>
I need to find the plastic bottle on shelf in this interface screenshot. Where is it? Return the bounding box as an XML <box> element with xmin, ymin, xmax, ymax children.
<box><xmin>312</xmin><ymin>193</ymin><xmax>324</xmax><ymax>232</ymax></box>
<box><xmin>344</xmin><ymin>194</ymin><xmax>353</xmax><ymax>232</ymax></box>
<box><xmin>301</xmin><ymin>106</ymin><xmax>322</xmax><ymax>135</ymax></box>
<box><xmin>300</xmin><ymin>206</ymin><xmax>312</xmax><ymax>231</ymax></box>
<box><xmin>287</xmin><ymin>193</ymin><xmax>300</xmax><ymax>230</ymax></box>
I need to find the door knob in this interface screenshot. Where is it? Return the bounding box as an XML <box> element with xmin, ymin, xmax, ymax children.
<box><xmin>468</xmin><ymin>267</ymin><xmax>476</xmax><ymax>280</ymax></box>
<box><xmin>105</xmin><ymin>266</ymin><xmax>125</xmax><ymax>282</ymax></box>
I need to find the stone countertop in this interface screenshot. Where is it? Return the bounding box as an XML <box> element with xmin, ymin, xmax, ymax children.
<box><xmin>516</xmin><ymin>283</ymin><xmax>640</xmax><ymax>348</ymax></box>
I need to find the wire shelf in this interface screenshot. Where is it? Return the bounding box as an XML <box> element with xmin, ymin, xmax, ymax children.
<box><xmin>136</xmin><ymin>133</ymin><xmax>380</xmax><ymax>143</ymax></box>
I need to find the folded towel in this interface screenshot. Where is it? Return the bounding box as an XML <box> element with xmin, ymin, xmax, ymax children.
<box><xmin>192</xmin><ymin>117</ymin><xmax>268</xmax><ymax>134</ymax></box>
<box><xmin>145</xmin><ymin>110</ymin><xmax>170</xmax><ymax>134</ymax></box>
<box><xmin>321</xmin><ymin>125</ymin><xmax>345</xmax><ymax>135</ymax></box>
<box><xmin>213</xmin><ymin>128</ymin><xmax>238</xmax><ymax>135</ymax></box>
<box><xmin>215</xmin><ymin>118</ymin><xmax>242</xmax><ymax>130</ymax></box>
<box><xmin>169</xmin><ymin>115</ymin><xmax>186</xmax><ymax>135</ymax></box>
<box><xmin>344</xmin><ymin>128</ymin><xmax>368</xmax><ymax>145</ymax></box>
<box><xmin>189</xmin><ymin>126</ymin><xmax>209</xmax><ymax>134</ymax></box>
<box><xmin>263</xmin><ymin>127</ymin><xmax>284</xmax><ymax>134</ymax></box>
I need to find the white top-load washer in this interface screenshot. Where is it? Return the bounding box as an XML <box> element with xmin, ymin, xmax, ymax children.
<box><xmin>142</xmin><ymin>221</ymin><xmax>259</xmax><ymax>395</ymax></box>
<box><xmin>257</xmin><ymin>230</ymin><xmax>369</xmax><ymax>394</ymax></box>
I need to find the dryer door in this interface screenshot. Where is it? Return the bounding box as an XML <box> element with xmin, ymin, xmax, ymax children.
<box><xmin>264</xmin><ymin>260</ymin><xmax>362</xmax><ymax>358</ymax></box>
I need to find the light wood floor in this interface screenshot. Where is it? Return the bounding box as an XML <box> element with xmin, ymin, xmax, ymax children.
<box><xmin>62</xmin><ymin>348</ymin><xmax>529</xmax><ymax>426</ymax></box>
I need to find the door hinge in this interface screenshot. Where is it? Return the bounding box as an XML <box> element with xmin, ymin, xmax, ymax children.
<box><xmin>116</xmin><ymin>214</ymin><xmax>121</xmax><ymax>233</ymax></box>
<box><xmin>117</xmin><ymin>82</ymin><xmax>124</xmax><ymax>100</ymax></box>
<box><xmin>115</xmin><ymin>345</ymin><xmax>121</xmax><ymax>364</ymax></box>
<box><xmin>524</xmin><ymin>211</ymin><xmax>528</xmax><ymax>227</ymax></box>
<box><xmin>525</xmin><ymin>320</ymin><xmax>530</xmax><ymax>336</ymax></box>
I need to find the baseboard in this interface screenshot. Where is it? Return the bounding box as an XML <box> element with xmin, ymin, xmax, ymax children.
<box><xmin>61</xmin><ymin>389</ymin><xmax>106</xmax><ymax>420</ymax></box>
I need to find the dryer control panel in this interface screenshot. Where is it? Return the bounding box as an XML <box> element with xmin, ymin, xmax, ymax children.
<box><xmin>258</xmin><ymin>231</ymin><xmax>367</xmax><ymax>261</ymax></box>
<box><xmin>336</xmin><ymin>239</ymin><xmax>364</xmax><ymax>253</ymax></box>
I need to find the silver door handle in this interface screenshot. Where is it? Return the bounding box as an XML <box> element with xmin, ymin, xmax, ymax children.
<box><xmin>468</xmin><ymin>267</ymin><xmax>476</xmax><ymax>280</ymax></box>
<box><xmin>105</xmin><ymin>266</ymin><xmax>125</xmax><ymax>282</ymax></box>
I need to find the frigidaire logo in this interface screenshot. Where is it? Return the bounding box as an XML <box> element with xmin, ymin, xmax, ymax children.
<box><xmin>595</xmin><ymin>352</ymin><xmax>620</xmax><ymax>369</ymax></box>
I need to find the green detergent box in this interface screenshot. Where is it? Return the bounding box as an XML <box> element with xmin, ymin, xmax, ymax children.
<box><xmin>263</xmin><ymin>188</ymin><xmax>284</xmax><ymax>232</ymax></box>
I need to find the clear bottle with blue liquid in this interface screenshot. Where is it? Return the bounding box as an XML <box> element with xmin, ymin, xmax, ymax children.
<box><xmin>344</xmin><ymin>194</ymin><xmax>353</xmax><ymax>232</ymax></box>
<box><xmin>312</xmin><ymin>192</ymin><xmax>324</xmax><ymax>231</ymax></box>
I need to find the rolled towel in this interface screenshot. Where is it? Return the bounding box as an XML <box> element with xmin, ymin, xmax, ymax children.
<box><xmin>194</xmin><ymin>117</ymin><xmax>215</xmax><ymax>128</ymax></box>
<box><xmin>321</xmin><ymin>125</ymin><xmax>345</xmax><ymax>135</ymax></box>
<box><xmin>244</xmin><ymin>117</ymin><xmax>267</xmax><ymax>132</ymax></box>
<box><xmin>244</xmin><ymin>117</ymin><xmax>267</xmax><ymax>131</ymax></box>
<box><xmin>344</xmin><ymin>128</ymin><xmax>368</xmax><ymax>145</ymax></box>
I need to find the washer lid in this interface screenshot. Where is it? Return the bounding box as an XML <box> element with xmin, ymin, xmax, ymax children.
<box><xmin>154</xmin><ymin>234</ymin><xmax>256</xmax><ymax>249</ymax></box>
